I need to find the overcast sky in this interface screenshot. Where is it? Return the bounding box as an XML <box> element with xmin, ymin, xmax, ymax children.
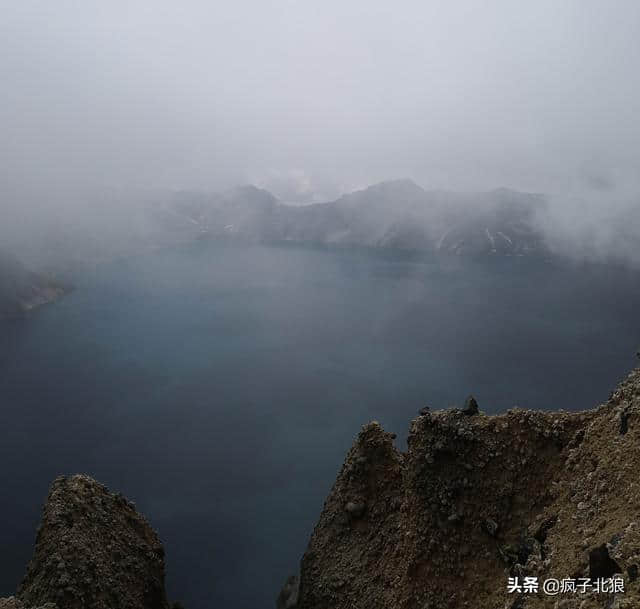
<box><xmin>1</xmin><ymin>0</ymin><xmax>640</xmax><ymax>200</ymax></box>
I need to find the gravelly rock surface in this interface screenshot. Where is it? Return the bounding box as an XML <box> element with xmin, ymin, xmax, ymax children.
<box><xmin>289</xmin><ymin>367</ymin><xmax>640</xmax><ymax>609</ymax></box>
<box><xmin>1</xmin><ymin>474</ymin><xmax>170</xmax><ymax>609</ymax></box>
<box><xmin>0</xmin><ymin>598</ymin><xmax>56</xmax><ymax>609</ymax></box>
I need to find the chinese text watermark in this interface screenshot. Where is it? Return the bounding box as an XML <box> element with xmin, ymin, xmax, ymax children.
<box><xmin>507</xmin><ymin>576</ymin><xmax>624</xmax><ymax>595</ymax></box>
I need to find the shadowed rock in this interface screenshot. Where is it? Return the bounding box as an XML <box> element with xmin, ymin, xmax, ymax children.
<box><xmin>16</xmin><ymin>475</ymin><xmax>169</xmax><ymax>609</ymax></box>
<box><xmin>589</xmin><ymin>544</ymin><xmax>621</xmax><ymax>580</ymax></box>
<box><xmin>461</xmin><ymin>395</ymin><xmax>479</xmax><ymax>416</ymax></box>
<box><xmin>276</xmin><ymin>575</ymin><xmax>299</xmax><ymax>609</ymax></box>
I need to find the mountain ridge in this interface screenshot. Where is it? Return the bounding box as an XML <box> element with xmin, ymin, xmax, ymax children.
<box><xmin>155</xmin><ymin>179</ymin><xmax>549</xmax><ymax>258</ymax></box>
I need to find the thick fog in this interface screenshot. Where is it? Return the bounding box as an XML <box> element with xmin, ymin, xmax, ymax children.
<box><xmin>1</xmin><ymin>0</ymin><xmax>640</xmax><ymax>262</ymax></box>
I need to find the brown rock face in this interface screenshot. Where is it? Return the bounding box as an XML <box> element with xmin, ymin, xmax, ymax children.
<box><xmin>0</xmin><ymin>598</ymin><xmax>56</xmax><ymax>609</ymax></box>
<box><xmin>296</xmin><ymin>368</ymin><xmax>640</xmax><ymax>609</ymax></box>
<box><xmin>17</xmin><ymin>475</ymin><xmax>169</xmax><ymax>609</ymax></box>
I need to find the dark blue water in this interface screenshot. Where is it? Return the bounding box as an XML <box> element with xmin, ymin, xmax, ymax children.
<box><xmin>1</xmin><ymin>242</ymin><xmax>639</xmax><ymax>608</ymax></box>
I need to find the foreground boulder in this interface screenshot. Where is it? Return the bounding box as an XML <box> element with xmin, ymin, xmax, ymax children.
<box><xmin>294</xmin><ymin>368</ymin><xmax>640</xmax><ymax>609</ymax></box>
<box><xmin>11</xmin><ymin>475</ymin><xmax>169</xmax><ymax>609</ymax></box>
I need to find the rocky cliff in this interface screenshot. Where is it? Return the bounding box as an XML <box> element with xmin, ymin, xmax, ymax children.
<box><xmin>0</xmin><ymin>475</ymin><xmax>175</xmax><ymax>609</ymax></box>
<box><xmin>4</xmin><ymin>369</ymin><xmax>640</xmax><ymax>609</ymax></box>
<box><xmin>288</xmin><ymin>367</ymin><xmax>640</xmax><ymax>609</ymax></box>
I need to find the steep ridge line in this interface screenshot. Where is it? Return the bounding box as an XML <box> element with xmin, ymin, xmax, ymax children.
<box><xmin>292</xmin><ymin>368</ymin><xmax>640</xmax><ymax>609</ymax></box>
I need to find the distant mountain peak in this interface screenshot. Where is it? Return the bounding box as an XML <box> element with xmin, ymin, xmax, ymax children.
<box><xmin>352</xmin><ymin>178</ymin><xmax>426</xmax><ymax>197</ymax></box>
<box><xmin>228</xmin><ymin>184</ymin><xmax>279</xmax><ymax>204</ymax></box>
<box><xmin>157</xmin><ymin>179</ymin><xmax>549</xmax><ymax>258</ymax></box>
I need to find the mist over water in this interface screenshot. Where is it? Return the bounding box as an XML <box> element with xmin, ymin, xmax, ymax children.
<box><xmin>2</xmin><ymin>1</ymin><xmax>640</xmax><ymax>267</ymax></box>
<box><xmin>2</xmin><ymin>1</ymin><xmax>640</xmax><ymax>607</ymax></box>
<box><xmin>1</xmin><ymin>241</ymin><xmax>639</xmax><ymax>608</ymax></box>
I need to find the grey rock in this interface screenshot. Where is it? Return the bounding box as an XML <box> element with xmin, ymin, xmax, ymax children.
<box><xmin>462</xmin><ymin>395</ymin><xmax>479</xmax><ymax>416</ymax></box>
<box><xmin>345</xmin><ymin>502</ymin><xmax>366</xmax><ymax>518</ymax></box>
<box><xmin>276</xmin><ymin>575</ymin><xmax>299</xmax><ymax>609</ymax></box>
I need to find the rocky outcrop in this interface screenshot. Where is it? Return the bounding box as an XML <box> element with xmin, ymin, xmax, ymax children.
<box><xmin>4</xmin><ymin>371</ymin><xmax>640</xmax><ymax>609</ymax></box>
<box><xmin>0</xmin><ymin>251</ymin><xmax>66</xmax><ymax>319</ymax></box>
<box><xmin>292</xmin><ymin>368</ymin><xmax>640</xmax><ymax>609</ymax></box>
<box><xmin>1</xmin><ymin>475</ymin><xmax>170</xmax><ymax>609</ymax></box>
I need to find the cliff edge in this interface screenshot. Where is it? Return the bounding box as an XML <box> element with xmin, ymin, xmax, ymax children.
<box><xmin>3</xmin><ymin>368</ymin><xmax>640</xmax><ymax>609</ymax></box>
<box><xmin>1</xmin><ymin>475</ymin><xmax>172</xmax><ymax>609</ymax></box>
<box><xmin>292</xmin><ymin>368</ymin><xmax>640</xmax><ymax>609</ymax></box>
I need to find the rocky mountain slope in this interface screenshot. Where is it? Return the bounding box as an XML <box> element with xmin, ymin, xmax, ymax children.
<box><xmin>286</xmin><ymin>366</ymin><xmax>640</xmax><ymax>609</ymax></box>
<box><xmin>155</xmin><ymin>180</ymin><xmax>548</xmax><ymax>257</ymax></box>
<box><xmin>0</xmin><ymin>475</ymin><xmax>178</xmax><ymax>609</ymax></box>
<box><xmin>0</xmin><ymin>251</ymin><xmax>66</xmax><ymax>319</ymax></box>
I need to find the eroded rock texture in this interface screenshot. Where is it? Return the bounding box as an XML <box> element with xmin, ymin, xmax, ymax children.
<box><xmin>295</xmin><ymin>368</ymin><xmax>640</xmax><ymax>609</ymax></box>
<box><xmin>14</xmin><ymin>475</ymin><xmax>169</xmax><ymax>609</ymax></box>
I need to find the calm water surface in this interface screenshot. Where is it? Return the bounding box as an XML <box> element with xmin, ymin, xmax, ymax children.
<box><xmin>1</xmin><ymin>242</ymin><xmax>639</xmax><ymax>608</ymax></box>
